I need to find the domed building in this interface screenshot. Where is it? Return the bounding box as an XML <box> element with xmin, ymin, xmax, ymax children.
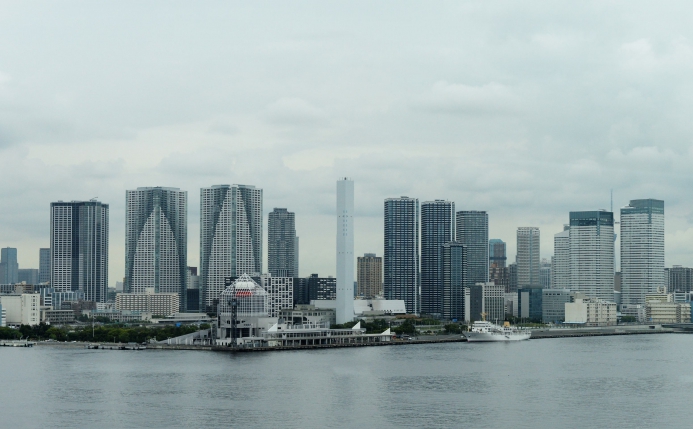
<box><xmin>217</xmin><ymin>274</ymin><xmax>275</xmax><ymax>346</ymax></box>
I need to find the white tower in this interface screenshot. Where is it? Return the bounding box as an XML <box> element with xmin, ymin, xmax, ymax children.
<box><xmin>336</xmin><ymin>178</ymin><xmax>354</xmax><ymax>324</ymax></box>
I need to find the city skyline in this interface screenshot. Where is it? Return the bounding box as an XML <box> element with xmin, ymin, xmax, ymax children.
<box><xmin>0</xmin><ymin>189</ymin><xmax>678</xmax><ymax>285</ymax></box>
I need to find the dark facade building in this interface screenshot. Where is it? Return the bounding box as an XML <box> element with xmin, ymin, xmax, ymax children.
<box><xmin>268</xmin><ymin>208</ymin><xmax>298</xmax><ymax>277</ymax></box>
<box><xmin>456</xmin><ymin>211</ymin><xmax>488</xmax><ymax>287</ymax></box>
<box><xmin>293</xmin><ymin>277</ymin><xmax>310</xmax><ymax>305</ymax></box>
<box><xmin>667</xmin><ymin>266</ymin><xmax>693</xmax><ymax>293</ymax></box>
<box><xmin>39</xmin><ymin>248</ymin><xmax>50</xmax><ymax>284</ymax></box>
<box><xmin>488</xmin><ymin>239</ymin><xmax>507</xmax><ymax>269</ymax></box>
<box><xmin>0</xmin><ymin>247</ymin><xmax>18</xmax><ymax>285</ymax></box>
<box><xmin>469</xmin><ymin>284</ymin><xmax>484</xmax><ymax>323</ymax></box>
<box><xmin>489</xmin><ymin>263</ymin><xmax>509</xmax><ymax>292</ymax></box>
<box><xmin>186</xmin><ymin>289</ymin><xmax>200</xmax><ymax>312</ymax></box>
<box><xmin>17</xmin><ymin>269</ymin><xmax>39</xmax><ymax>285</ymax></box>
<box><xmin>312</xmin><ymin>275</ymin><xmax>336</xmax><ymax>301</ymax></box>
<box><xmin>50</xmin><ymin>201</ymin><xmax>109</xmax><ymax>303</ymax></box>
<box><xmin>508</xmin><ymin>262</ymin><xmax>518</xmax><ymax>293</ymax></box>
<box><xmin>384</xmin><ymin>197</ymin><xmax>420</xmax><ymax>314</ymax></box>
<box><xmin>421</xmin><ymin>200</ymin><xmax>455</xmax><ymax>316</ymax></box>
<box><xmin>442</xmin><ymin>242</ymin><xmax>467</xmax><ymax>321</ymax></box>
<box><xmin>518</xmin><ymin>287</ymin><xmax>543</xmax><ymax>322</ymax></box>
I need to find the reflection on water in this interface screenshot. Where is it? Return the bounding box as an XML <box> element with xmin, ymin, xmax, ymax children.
<box><xmin>1</xmin><ymin>335</ymin><xmax>691</xmax><ymax>428</ymax></box>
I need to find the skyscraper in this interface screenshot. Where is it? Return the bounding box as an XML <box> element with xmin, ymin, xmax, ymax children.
<box><xmin>18</xmin><ymin>269</ymin><xmax>39</xmax><ymax>285</ymax></box>
<box><xmin>39</xmin><ymin>248</ymin><xmax>50</xmax><ymax>284</ymax></box>
<box><xmin>552</xmin><ymin>225</ymin><xmax>570</xmax><ymax>290</ymax></box>
<box><xmin>125</xmin><ymin>187</ymin><xmax>187</xmax><ymax>309</ymax></box>
<box><xmin>516</xmin><ymin>227</ymin><xmax>540</xmax><ymax>288</ymax></box>
<box><xmin>384</xmin><ymin>197</ymin><xmax>420</xmax><ymax>314</ymax></box>
<box><xmin>50</xmin><ymin>201</ymin><xmax>109</xmax><ymax>302</ymax></box>
<box><xmin>0</xmin><ymin>248</ymin><xmax>18</xmax><ymax>284</ymax></box>
<box><xmin>456</xmin><ymin>211</ymin><xmax>488</xmax><ymax>287</ymax></box>
<box><xmin>421</xmin><ymin>200</ymin><xmax>455</xmax><ymax>316</ymax></box>
<box><xmin>336</xmin><ymin>178</ymin><xmax>354</xmax><ymax>324</ymax></box>
<box><xmin>540</xmin><ymin>258</ymin><xmax>551</xmax><ymax>289</ymax></box>
<box><xmin>357</xmin><ymin>253</ymin><xmax>382</xmax><ymax>298</ymax></box>
<box><xmin>268</xmin><ymin>208</ymin><xmax>298</xmax><ymax>277</ymax></box>
<box><xmin>441</xmin><ymin>241</ymin><xmax>467</xmax><ymax>321</ymax></box>
<box><xmin>200</xmin><ymin>185</ymin><xmax>262</xmax><ymax>312</ymax></box>
<box><xmin>569</xmin><ymin>210</ymin><xmax>614</xmax><ymax>301</ymax></box>
<box><xmin>620</xmin><ymin>199</ymin><xmax>665</xmax><ymax>312</ymax></box>
<box><xmin>488</xmin><ymin>239</ymin><xmax>507</xmax><ymax>269</ymax></box>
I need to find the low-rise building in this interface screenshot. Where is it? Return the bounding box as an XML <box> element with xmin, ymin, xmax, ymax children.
<box><xmin>279</xmin><ymin>305</ymin><xmax>335</xmax><ymax>327</ymax></box>
<box><xmin>42</xmin><ymin>309</ymin><xmax>76</xmax><ymax>325</ymax></box>
<box><xmin>565</xmin><ymin>298</ymin><xmax>617</xmax><ymax>327</ymax></box>
<box><xmin>310</xmin><ymin>298</ymin><xmax>406</xmax><ymax>319</ymax></box>
<box><xmin>0</xmin><ymin>293</ymin><xmax>40</xmax><ymax>326</ymax></box>
<box><xmin>84</xmin><ymin>309</ymin><xmax>152</xmax><ymax>323</ymax></box>
<box><xmin>645</xmin><ymin>293</ymin><xmax>692</xmax><ymax>323</ymax></box>
<box><xmin>518</xmin><ymin>287</ymin><xmax>543</xmax><ymax>322</ymax></box>
<box><xmin>116</xmin><ymin>291</ymin><xmax>180</xmax><ymax>317</ymax></box>
<box><xmin>542</xmin><ymin>289</ymin><xmax>573</xmax><ymax>324</ymax></box>
<box><xmin>0</xmin><ymin>303</ymin><xmax>5</xmax><ymax>327</ymax></box>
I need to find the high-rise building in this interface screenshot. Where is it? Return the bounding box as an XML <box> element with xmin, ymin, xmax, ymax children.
<box><xmin>540</xmin><ymin>259</ymin><xmax>551</xmax><ymax>289</ymax></box>
<box><xmin>620</xmin><ymin>199</ymin><xmax>665</xmax><ymax>312</ymax></box>
<box><xmin>552</xmin><ymin>225</ymin><xmax>570</xmax><ymax>290</ymax></box>
<box><xmin>456</xmin><ymin>211</ymin><xmax>488</xmax><ymax>287</ymax></box>
<box><xmin>488</xmin><ymin>239</ymin><xmax>507</xmax><ymax>269</ymax></box>
<box><xmin>516</xmin><ymin>227</ymin><xmax>540</xmax><ymax>288</ymax></box>
<box><xmin>125</xmin><ymin>187</ymin><xmax>187</xmax><ymax>309</ymax></box>
<box><xmin>336</xmin><ymin>178</ymin><xmax>354</xmax><ymax>324</ymax></box>
<box><xmin>260</xmin><ymin>275</ymin><xmax>294</xmax><ymax>318</ymax></box>
<box><xmin>50</xmin><ymin>201</ymin><xmax>109</xmax><ymax>302</ymax></box>
<box><xmin>667</xmin><ymin>266</ymin><xmax>693</xmax><ymax>293</ymax></box>
<box><xmin>39</xmin><ymin>248</ymin><xmax>50</xmax><ymax>284</ymax></box>
<box><xmin>489</xmin><ymin>263</ymin><xmax>509</xmax><ymax>292</ymax></box>
<box><xmin>384</xmin><ymin>197</ymin><xmax>419</xmax><ymax>315</ymax></box>
<box><xmin>18</xmin><ymin>269</ymin><xmax>39</xmax><ymax>285</ymax></box>
<box><xmin>441</xmin><ymin>242</ymin><xmax>467</xmax><ymax>321</ymax></box>
<box><xmin>200</xmin><ymin>184</ymin><xmax>262</xmax><ymax>313</ymax></box>
<box><xmin>469</xmin><ymin>282</ymin><xmax>504</xmax><ymax>323</ymax></box>
<box><xmin>508</xmin><ymin>262</ymin><xmax>518</xmax><ymax>293</ymax></box>
<box><xmin>0</xmin><ymin>247</ymin><xmax>18</xmax><ymax>284</ymax></box>
<box><xmin>421</xmin><ymin>200</ymin><xmax>455</xmax><ymax>316</ymax></box>
<box><xmin>268</xmin><ymin>208</ymin><xmax>298</xmax><ymax>277</ymax></box>
<box><xmin>569</xmin><ymin>211</ymin><xmax>614</xmax><ymax>301</ymax></box>
<box><xmin>357</xmin><ymin>253</ymin><xmax>382</xmax><ymax>298</ymax></box>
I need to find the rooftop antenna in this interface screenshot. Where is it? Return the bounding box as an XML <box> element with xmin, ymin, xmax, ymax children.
<box><xmin>610</xmin><ymin>189</ymin><xmax>613</xmax><ymax>213</ymax></box>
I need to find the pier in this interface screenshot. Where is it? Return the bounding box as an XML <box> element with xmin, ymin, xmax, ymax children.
<box><xmin>0</xmin><ymin>340</ymin><xmax>36</xmax><ymax>347</ymax></box>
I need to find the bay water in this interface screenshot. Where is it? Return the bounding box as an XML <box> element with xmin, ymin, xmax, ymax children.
<box><xmin>1</xmin><ymin>334</ymin><xmax>691</xmax><ymax>428</ymax></box>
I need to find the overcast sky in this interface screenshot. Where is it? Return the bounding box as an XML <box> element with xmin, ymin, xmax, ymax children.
<box><xmin>1</xmin><ymin>1</ymin><xmax>693</xmax><ymax>282</ymax></box>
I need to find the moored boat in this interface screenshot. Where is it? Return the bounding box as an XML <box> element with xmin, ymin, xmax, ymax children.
<box><xmin>464</xmin><ymin>318</ymin><xmax>531</xmax><ymax>342</ymax></box>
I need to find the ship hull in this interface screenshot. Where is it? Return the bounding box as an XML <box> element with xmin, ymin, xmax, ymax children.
<box><xmin>464</xmin><ymin>332</ymin><xmax>531</xmax><ymax>342</ymax></box>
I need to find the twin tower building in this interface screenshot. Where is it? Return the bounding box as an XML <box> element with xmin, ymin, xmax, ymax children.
<box><xmin>124</xmin><ymin>185</ymin><xmax>296</xmax><ymax>313</ymax></box>
<box><xmin>50</xmin><ymin>185</ymin><xmax>298</xmax><ymax>314</ymax></box>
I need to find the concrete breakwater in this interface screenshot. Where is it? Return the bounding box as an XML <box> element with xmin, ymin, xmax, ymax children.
<box><xmin>529</xmin><ymin>324</ymin><xmax>677</xmax><ymax>339</ymax></box>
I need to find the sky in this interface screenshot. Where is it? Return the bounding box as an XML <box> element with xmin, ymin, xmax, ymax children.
<box><xmin>1</xmin><ymin>1</ymin><xmax>693</xmax><ymax>283</ymax></box>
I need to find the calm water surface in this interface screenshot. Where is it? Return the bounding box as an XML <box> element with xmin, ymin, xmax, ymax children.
<box><xmin>1</xmin><ymin>334</ymin><xmax>692</xmax><ymax>428</ymax></box>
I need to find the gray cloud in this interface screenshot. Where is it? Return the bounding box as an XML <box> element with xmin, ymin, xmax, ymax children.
<box><xmin>2</xmin><ymin>1</ymin><xmax>693</xmax><ymax>278</ymax></box>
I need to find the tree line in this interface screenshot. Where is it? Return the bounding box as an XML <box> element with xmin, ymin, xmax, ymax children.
<box><xmin>0</xmin><ymin>323</ymin><xmax>209</xmax><ymax>343</ymax></box>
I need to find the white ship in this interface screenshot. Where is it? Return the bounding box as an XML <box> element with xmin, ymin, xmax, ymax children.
<box><xmin>464</xmin><ymin>317</ymin><xmax>531</xmax><ymax>342</ymax></box>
